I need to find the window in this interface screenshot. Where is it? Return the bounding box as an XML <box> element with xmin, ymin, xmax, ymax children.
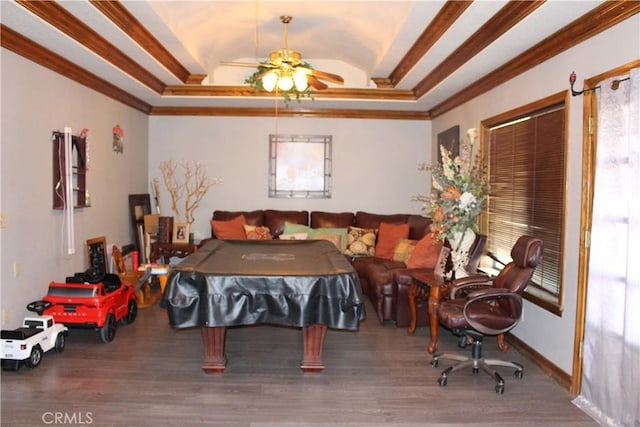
<box><xmin>481</xmin><ymin>92</ymin><xmax>567</xmax><ymax>315</ymax></box>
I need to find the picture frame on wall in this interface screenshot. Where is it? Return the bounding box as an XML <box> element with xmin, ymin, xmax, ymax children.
<box><xmin>85</xmin><ymin>236</ymin><xmax>107</xmax><ymax>275</ymax></box>
<box><xmin>437</xmin><ymin>125</ymin><xmax>460</xmax><ymax>165</ymax></box>
<box><xmin>172</xmin><ymin>223</ymin><xmax>190</xmax><ymax>244</ymax></box>
<box><xmin>128</xmin><ymin>194</ymin><xmax>152</xmax><ymax>254</ymax></box>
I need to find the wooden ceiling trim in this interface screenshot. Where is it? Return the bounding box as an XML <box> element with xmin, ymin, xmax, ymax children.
<box><xmin>413</xmin><ymin>1</ymin><xmax>544</xmax><ymax>99</ymax></box>
<box><xmin>16</xmin><ymin>0</ymin><xmax>166</xmax><ymax>94</ymax></box>
<box><xmin>150</xmin><ymin>106</ymin><xmax>430</xmax><ymax>120</ymax></box>
<box><xmin>388</xmin><ymin>1</ymin><xmax>471</xmax><ymax>87</ymax></box>
<box><xmin>428</xmin><ymin>1</ymin><xmax>640</xmax><ymax>118</ymax></box>
<box><xmin>0</xmin><ymin>24</ymin><xmax>152</xmax><ymax>114</ymax></box>
<box><xmin>89</xmin><ymin>1</ymin><xmax>205</xmax><ymax>85</ymax></box>
<box><xmin>162</xmin><ymin>85</ymin><xmax>417</xmax><ymax>101</ymax></box>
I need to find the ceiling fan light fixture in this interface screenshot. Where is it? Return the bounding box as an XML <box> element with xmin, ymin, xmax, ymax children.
<box><xmin>277</xmin><ymin>75</ymin><xmax>294</xmax><ymax>91</ymax></box>
<box><xmin>262</xmin><ymin>71</ymin><xmax>278</xmax><ymax>92</ymax></box>
<box><xmin>294</xmin><ymin>69</ymin><xmax>309</xmax><ymax>91</ymax></box>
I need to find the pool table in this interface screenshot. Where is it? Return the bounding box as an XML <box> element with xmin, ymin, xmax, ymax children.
<box><xmin>162</xmin><ymin>239</ymin><xmax>366</xmax><ymax>373</ymax></box>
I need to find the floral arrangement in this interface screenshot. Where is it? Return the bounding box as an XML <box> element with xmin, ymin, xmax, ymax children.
<box><xmin>414</xmin><ymin>128</ymin><xmax>490</xmax><ymax>245</ymax></box>
<box><xmin>245</xmin><ymin>63</ymin><xmax>315</xmax><ymax>104</ymax></box>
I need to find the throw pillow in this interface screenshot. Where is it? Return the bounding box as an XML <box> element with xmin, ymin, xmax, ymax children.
<box><xmin>279</xmin><ymin>233</ymin><xmax>309</xmax><ymax>240</ymax></box>
<box><xmin>307</xmin><ymin>227</ymin><xmax>348</xmax><ymax>252</ymax></box>
<box><xmin>210</xmin><ymin>215</ymin><xmax>247</xmax><ymax>240</ymax></box>
<box><xmin>309</xmin><ymin>233</ymin><xmax>343</xmax><ymax>251</ymax></box>
<box><xmin>243</xmin><ymin>224</ymin><xmax>272</xmax><ymax>240</ymax></box>
<box><xmin>407</xmin><ymin>232</ymin><xmax>444</xmax><ymax>268</ymax></box>
<box><xmin>344</xmin><ymin>226</ymin><xmax>378</xmax><ymax>257</ymax></box>
<box><xmin>283</xmin><ymin>222</ymin><xmax>311</xmax><ymax>235</ymax></box>
<box><xmin>375</xmin><ymin>222</ymin><xmax>410</xmax><ymax>260</ymax></box>
<box><xmin>392</xmin><ymin>238</ymin><xmax>418</xmax><ymax>264</ymax></box>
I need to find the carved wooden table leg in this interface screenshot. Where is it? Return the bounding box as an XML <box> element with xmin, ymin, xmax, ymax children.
<box><xmin>301</xmin><ymin>324</ymin><xmax>327</xmax><ymax>373</ymax></box>
<box><xmin>497</xmin><ymin>333</ymin><xmax>508</xmax><ymax>351</ymax></box>
<box><xmin>407</xmin><ymin>284</ymin><xmax>419</xmax><ymax>335</ymax></box>
<box><xmin>201</xmin><ymin>326</ymin><xmax>227</xmax><ymax>374</ymax></box>
<box><xmin>426</xmin><ymin>285</ymin><xmax>442</xmax><ymax>354</ymax></box>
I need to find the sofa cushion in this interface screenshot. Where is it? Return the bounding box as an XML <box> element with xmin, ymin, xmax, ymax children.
<box><xmin>354</xmin><ymin>212</ymin><xmax>409</xmax><ymax>230</ymax></box>
<box><xmin>392</xmin><ymin>238</ymin><xmax>418</xmax><ymax>264</ymax></box>
<box><xmin>407</xmin><ymin>215</ymin><xmax>433</xmax><ymax>240</ymax></box>
<box><xmin>310</xmin><ymin>211</ymin><xmax>355</xmax><ymax>229</ymax></box>
<box><xmin>344</xmin><ymin>226</ymin><xmax>378</xmax><ymax>257</ymax></box>
<box><xmin>243</xmin><ymin>224</ymin><xmax>272</xmax><ymax>240</ymax></box>
<box><xmin>407</xmin><ymin>232</ymin><xmax>443</xmax><ymax>268</ymax></box>
<box><xmin>211</xmin><ymin>210</ymin><xmax>263</xmax><ymax>237</ymax></box>
<box><xmin>211</xmin><ymin>215</ymin><xmax>247</xmax><ymax>240</ymax></box>
<box><xmin>375</xmin><ymin>222</ymin><xmax>410</xmax><ymax>260</ymax></box>
<box><xmin>264</xmin><ymin>210</ymin><xmax>308</xmax><ymax>238</ymax></box>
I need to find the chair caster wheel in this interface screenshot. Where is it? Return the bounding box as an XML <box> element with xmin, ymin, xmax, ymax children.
<box><xmin>495</xmin><ymin>383</ymin><xmax>505</xmax><ymax>394</ymax></box>
<box><xmin>515</xmin><ymin>369</ymin><xmax>523</xmax><ymax>379</ymax></box>
<box><xmin>437</xmin><ymin>376</ymin><xmax>448</xmax><ymax>387</ymax></box>
<box><xmin>431</xmin><ymin>359</ymin><xmax>439</xmax><ymax>368</ymax></box>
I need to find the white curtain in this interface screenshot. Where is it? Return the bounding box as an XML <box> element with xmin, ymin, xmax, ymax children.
<box><xmin>573</xmin><ymin>68</ymin><xmax>640</xmax><ymax>426</ymax></box>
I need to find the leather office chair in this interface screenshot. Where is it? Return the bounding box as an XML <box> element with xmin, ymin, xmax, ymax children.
<box><xmin>431</xmin><ymin>235</ymin><xmax>543</xmax><ymax>393</ymax></box>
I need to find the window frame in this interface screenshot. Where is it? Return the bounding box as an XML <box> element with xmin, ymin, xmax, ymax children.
<box><xmin>480</xmin><ymin>91</ymin><xmax>569</xmax><ymax>316</ymax></box>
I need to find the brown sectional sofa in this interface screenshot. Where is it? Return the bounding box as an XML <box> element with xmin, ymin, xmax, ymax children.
<box><xmin>210</xmin><ymin>209</ymin><xmax>436</xmax><ymax>328</ymax></box>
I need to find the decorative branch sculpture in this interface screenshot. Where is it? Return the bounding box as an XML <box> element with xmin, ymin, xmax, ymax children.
<box><xmin>159</xmin><ymin>160</ymin><xmax>221</xmax><ymax>224</ymax></box>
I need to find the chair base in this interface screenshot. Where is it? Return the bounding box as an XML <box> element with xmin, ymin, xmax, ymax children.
<box><xmin>431</xmin><ymin>341</ymin><xmax>523</xmax><ymax>394</ymax></box>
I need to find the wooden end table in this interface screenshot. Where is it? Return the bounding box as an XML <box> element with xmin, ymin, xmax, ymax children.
<box><xmin>407</xmin><ymin>272</ymin><xmax>451</xmax><ymax>354</ymax></box>
<box><xmin>150</xmin><ymin>242</ymin><xmax>198</xmax><ymax>264</ymax></box>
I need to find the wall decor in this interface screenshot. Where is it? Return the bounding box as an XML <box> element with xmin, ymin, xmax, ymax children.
<box><xmin>112</xmin><ymin>125</ymin><xmax>124</xmax><ymax>153</ymax></box>
<box><xmin>85</xmin><ymin>236</ymin><xmax>107</xmax><ymax>275</ymax></box>
<box><xmin>437</xmin><ymin>125</ymin><xmax>460</xmax><ymax>165</ymax></box>
<box><xmin>172</xmin><ymin>222</ymin><xmax>190</xmax><ymax>244</ymax></box>
<box><xmin>128</xmin><ymin>194</ymin><xmax>151</xmax><ymax>254</ymax></box>
<box><xmin>268</xmin><ymin>134</ymin><xmax>332</xmax><ymax>198</ymax></box>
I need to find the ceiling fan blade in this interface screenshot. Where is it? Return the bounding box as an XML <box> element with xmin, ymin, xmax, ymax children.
<box><xmin>220</xmin><ymin>61</ymin><xmax>273</xmax><ymax>68</ymax></box>
<box><xmin>310</xmin><ymin>69</ymin><xmax>344</xmax><ymax>85</ymax></box>
<box><xmin>307</xmin><ymin>75</ymin><xmax>328</xmax><ymax>90</ymax></box>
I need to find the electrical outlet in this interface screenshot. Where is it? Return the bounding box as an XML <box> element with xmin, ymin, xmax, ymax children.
<box><xmin>0</xmin><ymin>212</ymin><xmax>6</xmax><ymax>228</ymax></box>
<box><xmin>13</xmin><ymin>261</ymin><xmax>20</xmax><ymax>278</ymax></box>
<box><xmin>2</xmin><ymin>309</ymin><xmax>8</xmax><ymax>326</ymax></box>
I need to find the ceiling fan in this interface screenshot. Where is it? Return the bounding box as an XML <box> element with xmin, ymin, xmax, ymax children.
<box><xmin>222</xmin><ymin>15</ymin><xmax>344</xmax><ymax>93</ymax></box>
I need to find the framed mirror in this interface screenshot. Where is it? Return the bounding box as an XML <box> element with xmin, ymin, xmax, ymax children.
<box><xmin>268</xmin><ymin>134</ymin><xmax>332</xmax><ymax>198</ymax></box>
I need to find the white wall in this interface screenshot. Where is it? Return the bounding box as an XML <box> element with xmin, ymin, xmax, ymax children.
<box><xmin>148</xmin><ymin>116</ymin><xmax>431</xmax><ymax>241</ymax></box>
<box><xmin>0</xmin><ymin>50</ymin><xmax>149</xmax><ymax>328</ymax></box>
<box><xmin>431</xmin><ymin>16</ymin><xmax>640</xmax><ymax>373</ymax></box>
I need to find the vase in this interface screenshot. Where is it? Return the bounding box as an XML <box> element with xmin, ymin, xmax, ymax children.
<box><xmin>449</xmin><ymin>229</ymin><xmax>476</xmax><ymax>279</ymax></box>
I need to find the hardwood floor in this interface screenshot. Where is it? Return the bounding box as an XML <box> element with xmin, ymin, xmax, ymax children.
<box><xmin>1</xmin><ymin>299</ymin><xmax>596</xmax><ymax>426</ymax></box>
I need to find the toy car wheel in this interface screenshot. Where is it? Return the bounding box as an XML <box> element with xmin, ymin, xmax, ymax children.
<box><xmin>99</xmin><ymin>313</ymin><xmax>117</xmax><ymax>343</ymax></box>
<box><xmin>55</xmin><ymin>333</ymin><xmax>66</xmax><ymax>353</ymax></box>
<box><xmin>26</xmin><ymin>300</ymin><xmax>52</xmax><ymax>315</ymax></box>
<box><xmin>25</xmin><ymin>346</ymin><xmax>43</xmax><ymax>368</ymax></box>
<box><xmin>120</xmin><ymin>299</ymin><xmax>138</xmax><ymax>325</ymax></box>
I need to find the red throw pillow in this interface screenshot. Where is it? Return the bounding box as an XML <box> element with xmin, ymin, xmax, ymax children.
<box><xmin>211</xmin><ymin>215</ymin><xmax>247</xmax><ymax>240</ymax></box>
<box><xmin>407</xmin><ymin>232</ymin><xmax>444</xmax><ymax>268</ymax></box>
<box><xmin>375</xmin><ymin>222</ymin><xmax>410</xmax><ymax>260</ymax></box>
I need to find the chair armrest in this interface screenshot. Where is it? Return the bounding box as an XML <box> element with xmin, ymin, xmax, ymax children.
<box><xmin>449</xmin><ymin>274</ymin><xmax>493</xmax><ymax>299</ymax></box>
<box><xmin>462</xmin><ymin>290</ymin><xmax>523</xmax><ymax>335</ymax></box>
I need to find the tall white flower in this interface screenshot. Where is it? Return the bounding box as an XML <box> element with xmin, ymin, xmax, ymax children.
<box><xmin>458</xmin><ymin>192</ymin><xmax>476</xmax><ymax>211</ymax></box>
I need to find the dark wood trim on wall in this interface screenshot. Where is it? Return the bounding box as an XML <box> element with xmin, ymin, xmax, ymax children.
<box><xmin>89</xmin><ymin>0</ymin><xmax>205</xmax><ymax>85</ymax></box>
<box><xmin>413</xmin><ymin>1</ymin><xmax>544</xmax><ymax>100</ymax></box>
<box><xmin>16</xmin><ymin>0</ymin><xmax>167</xmax><ymax>94</ymax></box>
<box><xmin>428</xmin><ymin>1</ymin><xmax>640</xmax><ymax>118</ymax></box>
<box><xmin>0</xmin><ymin>24</ymin><xmax>152</xmax><ymax>114</ymax></box>
<box><xmin>150</xmin><ymin>106</ymin><xmax>430</xmax><ymax>120</ymax></box>
<box><xmin>387</xmin><ymin>0</ymin><xmax>471</xmax><ymax>88</ymax></box>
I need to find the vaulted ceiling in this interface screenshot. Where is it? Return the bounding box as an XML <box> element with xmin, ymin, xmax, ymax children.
<box><xmin>1</xmin><ymin>1</ymin><xmax>638</xmax><ymax>119</ymax></box>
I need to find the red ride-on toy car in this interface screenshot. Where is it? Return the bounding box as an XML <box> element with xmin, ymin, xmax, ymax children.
<box><xmin>28</xmin><ymin>270</ymin><xmax>137</xmax><ymax>343</ymax></box>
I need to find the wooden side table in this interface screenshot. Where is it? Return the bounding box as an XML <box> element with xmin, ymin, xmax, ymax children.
<box><xmin>408</xmin><ymin>272</ymin><xmax>451</xmax><ymax>354</ymax></box>
<box><xmin>150</xmin><ymin>242</ymin><xmax>198</xmax><ymax>263</ymax></box>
